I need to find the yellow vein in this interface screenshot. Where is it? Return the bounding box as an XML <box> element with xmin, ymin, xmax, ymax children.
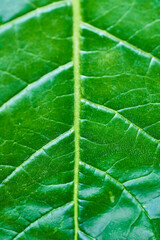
<box><xmin>73</xmin><ymin>0</ymin><xmax>81</xmax><ymax>238</ymax></box>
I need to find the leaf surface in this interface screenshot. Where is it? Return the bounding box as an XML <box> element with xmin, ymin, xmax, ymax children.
<box><xmin>0</xmin><ymin>0</ymin><xmax>160</xmax><ymax>239</ymax></box>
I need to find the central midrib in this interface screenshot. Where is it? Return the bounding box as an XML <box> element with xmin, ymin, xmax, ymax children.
<box><xmin>73</xmin><ymin>0</ymin><xmax>81</xmax><ymax>239</ymax></box>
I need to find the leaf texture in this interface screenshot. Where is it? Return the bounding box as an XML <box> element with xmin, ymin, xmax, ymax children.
<box><xmin>0</xmin><ymin>0</ymin><xmax>160</xmax><ymax>239</ymax></box>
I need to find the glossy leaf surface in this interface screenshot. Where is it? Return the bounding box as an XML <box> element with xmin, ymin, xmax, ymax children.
<box><xmin>0</xmin><ymin>0</ymin><xmax>160</xmax><ymax>239</ymax></box>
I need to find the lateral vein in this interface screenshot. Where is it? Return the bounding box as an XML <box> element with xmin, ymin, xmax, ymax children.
<box><xmin>1</xmin><ymin>127</ymin><xmax>74</xmax><ymax>185</ymax></box>
<box><xmin>81</xmin><ymin>21</ymin><xmax>160</xmax><ymax>63</ymax></box>
<box><xmin>0</xmin><ymin>61</ymin><xmax>73</xmax><ymax>111</ymax></box>
<box><xmin>0</xmin><ymin>0</ymin><xmax>70</xmax><ymax>31</ymax></box>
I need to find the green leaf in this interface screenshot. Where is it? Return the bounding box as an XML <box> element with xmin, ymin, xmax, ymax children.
<box><xmin>0</xmin><ymin>0</ymin><xmax>160</xmax><ymax>239</ymax></box>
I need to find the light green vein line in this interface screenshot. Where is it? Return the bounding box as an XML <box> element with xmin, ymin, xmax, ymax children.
<box><xmin>13</xmin><ymin>202</ymin><xmax>73</xmax><ymax>240</ymax></box>
<box><xmin>1</xmin><ymin>127</ymin><xmax>74</xmax><ymax>185</ymax></box>
<box><xmin>80</xmin><ymin>161</ymin><xmax>157</xmax><ymax>239</ymax></box>
<box><xmin>81</xmin><ymin>22</ymin><xmax>160</xmax><ymax>63</ymax></box>
<box><xmin>0</xmin><ymin>0</ymin><xmax>70</xmax><ymax>31</ymax></box>
<box><xmin>0</xmin><ymin>61</ymin><xmax>73</xmax><ymax>111</ymax></box>
<box><xmin>81</xmin><ymin>98</ymin><xmax>160</xmax><ymax>145</ymax></box>
<box><xmin>73</xmin><ymin>0</ymin><xmax>81</xmax><ymax>238</ymax></box>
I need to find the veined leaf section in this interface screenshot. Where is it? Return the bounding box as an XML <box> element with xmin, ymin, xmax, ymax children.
<box><xmin>73</xmin><ymin>0</ymin><xmax>81</xmax><ymax>239</ymax></box>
